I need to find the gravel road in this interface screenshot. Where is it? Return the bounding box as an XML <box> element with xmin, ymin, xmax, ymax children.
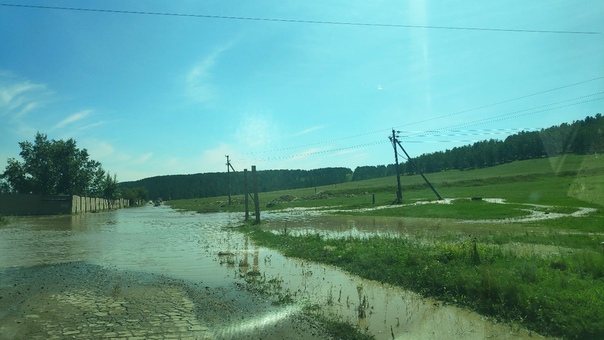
<box><xmin>0</xmin><ymin>262</ymin><xmax>332</xmax><ymax>339</ymax></box>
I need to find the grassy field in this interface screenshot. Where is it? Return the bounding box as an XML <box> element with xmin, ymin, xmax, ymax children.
<box><xmin>169</xmin><ymin>154</ymin><xmax>604</xmax><ymax>339</ymax></box>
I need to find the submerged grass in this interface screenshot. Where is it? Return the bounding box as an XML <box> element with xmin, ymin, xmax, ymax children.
<box><xmin>170</xmin><ymin>155</ymin><xmax>604</xmax><ymax>339</ymax></box>
<box><xmin>237</xmin><ymin>261</ymin><xmax>375</xmax><ymax>339</ymax></box>
<box><xmin>346</xmin><ymin>199</ymin><xmax>532</xmax><ymax>220</ymax></box>
<box><xmin>240</xmin><ymin>225</ymin><xmax>604</xmax><ymax>339</ymax></box>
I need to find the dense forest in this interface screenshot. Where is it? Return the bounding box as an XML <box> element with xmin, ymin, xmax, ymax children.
<box><xmin>120</xmin><ymin>167</ymin><xmax>352</xmax><ymax>201</ymax></box>
<box><xmin>121</xmin><ymin>114</ymin><xmax>602</xmax><ymax>200</ymax></box>
<box><xmin>354</xmin><ymin>113</ymin><xmax>603</xmax><ymax>179</ymax></box>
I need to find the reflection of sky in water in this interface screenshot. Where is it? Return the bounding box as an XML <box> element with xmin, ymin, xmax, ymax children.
<box><xmin>0</xmin><ymin>206</ymin><xmax>542</xmax><ymax>339</ymax></box>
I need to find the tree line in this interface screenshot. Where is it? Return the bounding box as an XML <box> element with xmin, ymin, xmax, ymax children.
<box><xmin>121</xmin><ymin>114</ymin><xmax>602</xmax><ymax>200</ymax></box>
<box><xmin>120</xmin><ymin>168</ymin><xmax>352</xmax><ymax>200</ymax></box>
<box><xmin>6</xmin><ymin>115</ymin><xmax>597</xmax><ymax>202</ymax></box>
<box><xmin>352</xmin><ymin>113</ymin><xmax>603</xmax><ymax>179</ymax></box>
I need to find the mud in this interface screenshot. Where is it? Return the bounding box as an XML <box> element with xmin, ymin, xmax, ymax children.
<box><xmin>0</xmin><ymin>262</ymin><xmax>330</xmax><ymax>340</ymax></box>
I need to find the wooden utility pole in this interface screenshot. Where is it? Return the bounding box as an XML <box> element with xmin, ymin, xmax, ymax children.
<box><xmin>225</xmin><ymin>155</ymin><xmax>237</xmax><ymax>205</ymax></box>
<box><xmin>252</xmin><ymin>165</ymin><xmax>260</xmax><ymax>224</ymax></box>
<box><xmin>390</xmin><ymin>129</ymin><xmax>403</xmax><ymax>204</ymax></box>
<box><xmin>244</xmin><ymin>168</ymin><xmax>249</xmax><ymax>220</ymax></box>
<box><xmin>226</xmin><ymin>155</ymin><xmax>232</xmax><ymax>205</ymax></box>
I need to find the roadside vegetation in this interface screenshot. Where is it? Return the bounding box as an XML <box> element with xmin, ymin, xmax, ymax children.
<box><xmin>240</xmin><ymin>225</ymin><xmax>604</xmax><ymax>339</ymax></box>
<box><xmin>170</xmin><ymin>154</ymin><xmax>604</xmax><ymax>339</ymax></box>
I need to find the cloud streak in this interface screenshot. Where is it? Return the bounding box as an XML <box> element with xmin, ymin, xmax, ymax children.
<box><xmin>0</xmin><ymin>76</ymin><xmax>49</xmax><ymax>117</ymax></box>
<box><xmin>185</xmin><ymin>44</ymin><xmax>233</xmax><ymax>103</ymax></box>
<box><xmin>53</xmin><ymin>110</ymin><xmax>93</xmax><ymax>130</ymax></box>
<box><xmin>292</xmin><ymin>125</ymin><xmax>326</xmax><ymax>137</ymax></box>
<box><xmin>131</xmin><ymin>152</ymin><xmax>153</xmax><ymax>165</ymax></box>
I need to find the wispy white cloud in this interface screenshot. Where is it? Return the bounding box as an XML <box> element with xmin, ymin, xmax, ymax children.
<box><xmin>292</xmin><ymin>125</ymin><xmax>326</xmax><ymax>137</ymax></box>
<box><xmin>235</xmin><ymin>112</ymin><xmax>279</xmax><ymax>150</ymax></box>
<box><xmin>0</xmin><ymin>76</ymin><xmax>49</xmax><ymax>117</ymax></box>
<box><xmin>131</xmin><ymin>152</ymin><xmax>153</xmax><ymax>165</ymax></box>
<box><xmin>81</xmin><ymin>139</ymin><xmax>116</xmax><ymax>160</ymax></box>
<box><xmin>53</xmin><ymin>110</ymin><xmax>93</xmax><ymax>130</ymax></box>
<box><xmin>185</xmin><ymin>44</ymin><xmax>232</xmax><ymax>103</ymax></box>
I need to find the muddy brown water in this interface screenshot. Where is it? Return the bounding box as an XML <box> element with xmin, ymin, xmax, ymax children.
<box><xmin>1</xmin><ymin>206</ymin><xmax>547</xmax><ymax>339</ymax></box>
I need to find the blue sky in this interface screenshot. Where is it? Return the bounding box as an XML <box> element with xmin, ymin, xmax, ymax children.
<box><xmin>1</xmin><ymin>1</ymin><xmax>602</xmax><ymax>182</ymax></box>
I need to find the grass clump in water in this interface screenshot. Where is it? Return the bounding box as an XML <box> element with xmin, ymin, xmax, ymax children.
<box><xmin>240</xmin><ymin>226</ymin><xmax>604</xmax><ymax>339</ymax></box>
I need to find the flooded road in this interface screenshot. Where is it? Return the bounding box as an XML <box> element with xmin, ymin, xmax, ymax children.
<box><xmin>1</xmin><ymin>206</ymin><xmax>545</xmax><ymax>339</ymax></box>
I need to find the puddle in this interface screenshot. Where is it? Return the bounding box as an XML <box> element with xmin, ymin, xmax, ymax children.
<box><xmin>226</xmin><ymin>224</ymin><xmax>544</xmax><ymax>339</ymax></box>
<box><xmin>462</xmin><ymin>198</ymin><xmax>597</xmax><ymax>224</ymax></box>
<box><xmin>0</xmin><ymin>206</ymin><xmax>551</xmax><ymax>339</ymax></box>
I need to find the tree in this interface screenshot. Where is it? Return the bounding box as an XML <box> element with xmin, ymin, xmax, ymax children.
<box><xmin>0</xmin><ymin>133</ymin><xmax>110</xmax><ymax>196</ymax></box>
<box><xmin>100</xmin><ymin>173</ymin><xmax>120</xmax><ymax>201</ymax></box>
<box><xmin>121</xmin><ymin>186</ymin><xmax>149</xmax><ymax>205</ymax></box>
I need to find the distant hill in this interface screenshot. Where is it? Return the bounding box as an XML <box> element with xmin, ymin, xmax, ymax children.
<box><xmin>121</xmin><ymin>114</ymin><xmax>602</xmax><ymax>200</ymax></box>
<box><xmin>120</xmin><ymin>168</ymin><xmax>352</xmax><ymax>200</ymax></box>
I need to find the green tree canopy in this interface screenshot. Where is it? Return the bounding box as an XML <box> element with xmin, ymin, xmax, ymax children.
<box><xmin>0</xmin><ymin>132</ymin><xmax>117</xmax><ymax>197</ymax></box>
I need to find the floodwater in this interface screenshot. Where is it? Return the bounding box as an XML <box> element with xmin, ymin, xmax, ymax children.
<box><xmin>1</xmin><ymin>206</ymin><xmax>546</xmax><ymax>339</ymax></box>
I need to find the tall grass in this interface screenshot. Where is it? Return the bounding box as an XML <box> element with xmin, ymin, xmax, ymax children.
<box><xmin>241</xmin><ymin>226</ymin><xmax>604</xmax><ymax>339</ymax></box>
<box><xmin>170</xmin><ymin>155</ymin><xmax>604</xmax><ymax>338</ymax></box>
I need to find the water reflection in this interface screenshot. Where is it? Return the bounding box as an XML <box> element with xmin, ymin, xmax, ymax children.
<box><xmin>0</xmin><ymin>206</ymin><xmax>544</xmax><ymax>339</ymax></box>
<box><xmin>0</xmin><ymin>206</ymin><xmax>241</xmax><ymax>287</ymax></box>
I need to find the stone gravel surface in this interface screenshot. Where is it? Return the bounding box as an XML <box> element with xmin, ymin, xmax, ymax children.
<box><xmin>0</xmin><ymin>262</ymin><xmax>332</xmax><ymax>339</ymax></box>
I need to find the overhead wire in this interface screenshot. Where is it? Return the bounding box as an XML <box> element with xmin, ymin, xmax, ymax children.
<box><xmin>399</xmin><ymin>92</ymin><xmax>604</xmax><ymax>140</ymax></box>
<box><xmin>240</xmin><ymin>92</ymin><xmax>603</xmax><ymax>163</ymax></box>
<box><xmin>1</xmin><ymin>3</ymin><xmax>601</xmax><ymax>35</ymax></box>
<box><xmin>244</xmin><ymin>76</ymin><xmax>603</xmax><ymax>155</ymax></box>
<box><xmin>393</xmin><ymin>76</ymin><xmax>604</xmax><ymax>130</ymax></box>
<box><xmin>3</xmin><ymin>3</ymin><xmax>601</xmax><ymax>165</ymax></box>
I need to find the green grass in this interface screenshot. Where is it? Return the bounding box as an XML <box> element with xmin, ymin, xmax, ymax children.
<box><xmin>169</xmin><ymin>154</ymin><xmax>604</xmax><ymax>339</ymax></box>
<box><xmin>170</xmin><ymin>154</ymin><xmax>604</xmax><ymax>215</ymax></box>
<box><xmin>344</xmin><ymin>199</ymin><xmax>531</xmax><ymax>220</ymax></box>
<box><xmin>240</xmin><ymin>225</ymin><xmax>604</xmax><ymax>339</ymax></box>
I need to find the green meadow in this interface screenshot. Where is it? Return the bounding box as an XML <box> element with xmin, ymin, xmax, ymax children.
<box><xmin>170</xmin><ymin>154</ymin><xmax>604</xmax><ymax>339</ymax></box>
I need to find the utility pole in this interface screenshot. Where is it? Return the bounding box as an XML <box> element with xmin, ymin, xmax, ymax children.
<box><xmin>226</xmin><ymin>155</ymin><xmax>232</xmax><ymax>205</ymax></box>
<box><xmin>390</xmin><ymin>129</ymin><xmax>403</xmax><ymax>204</ymax></box>
<box><xmin>225</xmin><ymin>155</ymin><xmax>237</xmax><ymax>205</ymax></box>
<box><xmin>244</xmin><ymin>168</ymin><xmax>249</xmax><ymax>220</ymax></box>
<box><xmin>252</xmin><ymin>165</ymin><xmax>260</xmax><ymax>224</ymax></box>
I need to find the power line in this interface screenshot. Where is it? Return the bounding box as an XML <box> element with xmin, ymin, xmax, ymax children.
<box><xmin>243</xmin><ymin>76</ymin><xmax>603</xmax><ymax>155</ymax></box>
<box><xmin>401</xmin><ymin>93</ymin><xmax>604</xmax><ymax>140</ymax></box>
<box><xmin>240</xmin><ymin>140</ymin><xmax>389</xmax><ymax>163</ymax></box>
<box><xmin>398</xmin><ymin>95</ymin><xmax>602</xmax><ymax>145</ymax></box>
<box><xmin>245</xmin><ymin>127</ymin><xmax>539</xmax><ymax>155</ymax></box>
<box><xmin>394</xmin><ymin>76</ymin><xmax>604</xmax><ymax>130</ymax></box>
<box><xmin>241</xmin><ymin>94</ymin><xmax>602</xmax><ymax>164</ymax></box>
<box><xmin>1</xmin><ymin>3</ymin><xmax>601</xmax><ymax>35</ymax></box>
